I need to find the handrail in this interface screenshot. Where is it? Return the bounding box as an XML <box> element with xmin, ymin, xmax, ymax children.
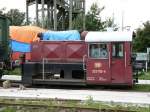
<box><xmin>109</xmin><ymin>52</ymin><xmax>111</xmax><ymax>68</ymax></box>
<box><xmin>125</xmin><ymin>51</ymin><xmax>127</xmax><ymax>68</ymax></box>
<box><xmin>42</xmin><ymin>58</ymin><xmax>45</xmax><ymax>80</ymax></box>
<box><xmin>83</xmin><ymin>55</ymin><xmax>87</xmax><ymax>71</ymax></box>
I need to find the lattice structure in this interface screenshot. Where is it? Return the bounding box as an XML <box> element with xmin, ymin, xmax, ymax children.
<box><xmin>26</xmin><ymin>0</ymin><xmax>85</xmax><ymax>30</ymax></box>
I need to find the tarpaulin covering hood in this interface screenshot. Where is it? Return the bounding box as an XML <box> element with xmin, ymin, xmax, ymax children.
<box><xmin>10</xmin><ymin>40</ymin><xmax>31</xmax><ymax>52</ymax></box>
<box><xmin>10</xmin><ymin>26</ymin><xmax>46</xmax><ymax>43</ymax></box>
<box><xmin>42</xmin><ymin>30</ymin><xmax>80</xmax><ymax>41</ymax></box>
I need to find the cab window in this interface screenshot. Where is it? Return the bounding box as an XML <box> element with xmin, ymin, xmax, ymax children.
<box><xmin>89</xmin><ymin>43</ymin><xmax>108</xmax><ymax>59</ymax></box>
<box><xmin>112</xmin><ymin>43</ymin><xmax>124</xmax><ymax>58</ymax></box>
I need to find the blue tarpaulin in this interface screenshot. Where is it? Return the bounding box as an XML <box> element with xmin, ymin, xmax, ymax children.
<box><xmin>42</xmin><ymin>30</ymin><xmax>80</xmax><ymax>41</ymax></box>
<box><xmin>10</xmin><ymin>40</ymin><xmax>31</xmax><ymax>52</ymax></box>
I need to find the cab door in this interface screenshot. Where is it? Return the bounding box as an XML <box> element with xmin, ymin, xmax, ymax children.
<box><xmin>111</xmin><ymin>43</ymin><xmax>126</xmax><ymax>83</ymax></box>
<box><xmin>86</xmin><ymin>43</ymin><xmax>111</xmax><ymax>84</ymax></box>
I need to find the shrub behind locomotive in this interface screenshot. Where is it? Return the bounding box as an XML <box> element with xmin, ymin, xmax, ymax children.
<box><xmin>0</xmin><ymin>15</ymin><xmax>10</xmax><ymax>77</ymax></box>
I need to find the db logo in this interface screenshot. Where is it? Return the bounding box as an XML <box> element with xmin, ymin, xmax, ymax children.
<box><xmin>94</xmin><ymin>63</ymin><xmax>102</xmax><ymax>68</ymax></box>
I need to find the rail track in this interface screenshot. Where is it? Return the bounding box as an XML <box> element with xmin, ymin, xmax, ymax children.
<box><xmin>0</xmin><ymin>100</ymin><xmax>137</xmax><ymax>112</ymax></box>
<box><xmin>0</xmin><ymin>76</ymin><xmax>150</xmax><ymax>110</ymax></box>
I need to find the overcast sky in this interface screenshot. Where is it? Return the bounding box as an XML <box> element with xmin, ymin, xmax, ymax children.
<box><xmin>0</xmin><ymin>0</ymin><xmax>150</xmax><ymax>30</ymax></box>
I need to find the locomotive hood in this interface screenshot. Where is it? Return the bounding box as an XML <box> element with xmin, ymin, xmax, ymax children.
<box><xmin>41</xmin><ymin>30</ymin><xmax>80</xmax><ymax>41</ymax></box>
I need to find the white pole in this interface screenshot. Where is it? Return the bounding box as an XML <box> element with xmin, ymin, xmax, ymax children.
<box><xmin>146</xmin><ymin>61</ymin><xmax>148</xmax><ymax>72</ymax></box>
<box><xmin>121</xmin><ymin>10</ymin><xmax>124</xmax><ymax>31</ymax></box>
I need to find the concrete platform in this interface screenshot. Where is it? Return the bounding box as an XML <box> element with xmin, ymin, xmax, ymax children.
<box><xmin>1</xmin><ymin>75</ymin><xmax>21</xmax><ymax>81</ymax></box>
<box><xmin>0</xmin><ymin>87</ymin><xmax>150</xmax><ymax>106</ymax></box>
<box><xmin>1</xmin><ymin>75</ymin><xmax>150</xmax><ymax>85</ymax></box>
<box><xmin>138</xmin><ymin>80</ymin><xmax>150</xmax><ymax>85</ymax></box>
<box><xmin>1</xmin><ymin>75</ymin><xmax>150</xmax><ymax>106</ymax></box>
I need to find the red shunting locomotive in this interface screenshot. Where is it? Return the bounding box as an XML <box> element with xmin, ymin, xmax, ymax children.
<box><xmin>21</xmin><ymin>31</ymin><xmax>134</xmax><ymax>86</ymax></box>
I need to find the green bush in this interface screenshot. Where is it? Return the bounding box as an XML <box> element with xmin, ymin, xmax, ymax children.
<box><xmin>3</xmin><ymin>68</ymin><xmax>21</xmax><ymax>75</ymax></box>
<box><xmin>138</xmin><ymin>71</ymin><xmax>150</xmax><ymax>80</ymax></box>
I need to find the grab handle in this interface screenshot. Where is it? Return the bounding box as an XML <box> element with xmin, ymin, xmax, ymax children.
<box><xmin>83</xmin><ymin>55</ymin><xmax>87</xmax><ymax>70</ymax></box>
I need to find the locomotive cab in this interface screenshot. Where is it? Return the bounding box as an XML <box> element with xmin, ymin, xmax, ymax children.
<box><xmin>85</xmin><ymin>31</ymin><xmax>133</xmax><ymax>86</ymax></box>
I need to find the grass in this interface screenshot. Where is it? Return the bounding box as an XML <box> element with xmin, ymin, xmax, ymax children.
<box><xmin>3</xmin><ymin>67</ymin><xmax>21</xmax><ymax>75</ymax></box>
<box><xmin>132</xmin><ymin>84</ymin><xmax>150</xmax><ymax>92</ymax></box>
<box><xmin>138</xmin><ymin>70</ymin><xmax>150</xmax><ymax>80</ymax></box>
<box><xmin>1</xmin><ymin>107</ymin><xmax>16</xmax><ymax>112</ymax></box>
<box><xmin>0</xmin><ymin>98</ymin><xmax>150</xmax><ymax>112</ymax></box>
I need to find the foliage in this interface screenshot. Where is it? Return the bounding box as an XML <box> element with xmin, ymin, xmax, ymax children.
<box><xmin>72</xmin><ymin>2</ymin><xmax>117</xmax><ymax>31</ymax></box>
<box><xmin>6</xmin><ymin>9</ymin><xmax>25</xmax><ymax>26</ymax></box>
<box><xmin>104</xmin><ymin>17</ymin><xmax>118</xmax><ymax>31</ymax></box>
<box><xmin>84</xmin><ymin>95</ymin><xmax>94</xmax><ymax>106</ymax></box>
<box><xmin>138</xmin><ymin>70</ymin><xmax>150</xmax><ymax>80</ymax></box>
<box><xmin>72</xmin><ymin>14</ymin><xmax>84</xmax><ymax>30</ymax></box>
<box><xmin>0</xmin><ymin>7</ymin><xmax>6</xmax><ymax>15</ymax></box>
<box><xmin>132</xmin><ymin>84</ymin><xmax>150</xmax><ymax>92</ymax></box>
<box><xmin>0</xmin><ymin>8</ymin><xmax>25</xmax><ymax>26</ymax></box>
<box><xmin>133</xmin><ymin>21</ymin><xmax>150</xmax><ymax>52</ymax></box>
<box><xmin>4</xmin><ymin>68</ymin><xmax>21</xmax><ymax>75</ymax></box>
<box><xmin>85</xmin><ymin>3</ymin><xmax>105</xmax><ymax>31</ymax></box>
<box><xmin>32</xmin><ymin>17</ymin><xmax>49</xmax><ymax>29</ymax></box>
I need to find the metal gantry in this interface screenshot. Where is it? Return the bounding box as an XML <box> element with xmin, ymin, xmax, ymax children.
<box><xmin>26</xmin><ymin>0</ymin><xmax>85</xmax><ymax>30</ymax></box>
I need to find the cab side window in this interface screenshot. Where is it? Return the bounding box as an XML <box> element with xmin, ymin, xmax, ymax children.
<box><xmin>89</xmin><ymin>43</ymin><xmax>108</xmax><ymax>59</ymax></box>
<box><xmin>112</xmin><ymin>43</ymin><xmax>124</xmax><ymax>58</ymax></box>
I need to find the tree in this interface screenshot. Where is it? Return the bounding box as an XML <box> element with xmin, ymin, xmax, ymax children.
<box><xmin>0</xmin><ymin>8</ymin><xmax>25</xmax><ymax>26</ymax></box>
<box><xmin>104</xmin><ymin>17</ymin><xmax>118</xmax><ymax>31</ymax></box>
<box><xmin>0</xmin><ymin>7</ymin><xmax>6</xmax><ymax>15</ymax></box>
<box><xmin>133</xmin><ymin>21</ymin><xmax>150</xmax><ymax>52</ymax></box>
<box><xmin>85</xmin><ymin>3</ymin><xmax>105</xmax><ymax>31</ymax></box>
<box><xmin>72</xmin><ymin>14</ymin><xmax>84</xmax><ymax>30</ymax></box>
<box><xmin>72</xmin><ymin>3</ymin><xmax>117</xmax><ymax>31</ymax></box>
<box><xmin>32</xmin><ymin>17</ymin><xmax>49</xmax><ymax>29</ymax></box>
<box><xmin>6</xmin><ymin>9</ymin><xmax>25</xmax><ymax>26</ymax></box>
<box><xmin>72</xmin><ymin>3</ymin><xmax>105</xmax><ymax>31</ymax></box>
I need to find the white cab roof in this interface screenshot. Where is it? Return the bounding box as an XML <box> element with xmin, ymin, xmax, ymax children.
<box><xmin>85</xmin><ymin>31</ymin><xmax>133</xmax><ymax>42</ymax></box>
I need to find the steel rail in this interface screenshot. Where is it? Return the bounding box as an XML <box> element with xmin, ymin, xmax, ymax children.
<box><xmin>0</xmin><ymin>101</ymin><xmax>137</xmax><ymax>112</ymax></box>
